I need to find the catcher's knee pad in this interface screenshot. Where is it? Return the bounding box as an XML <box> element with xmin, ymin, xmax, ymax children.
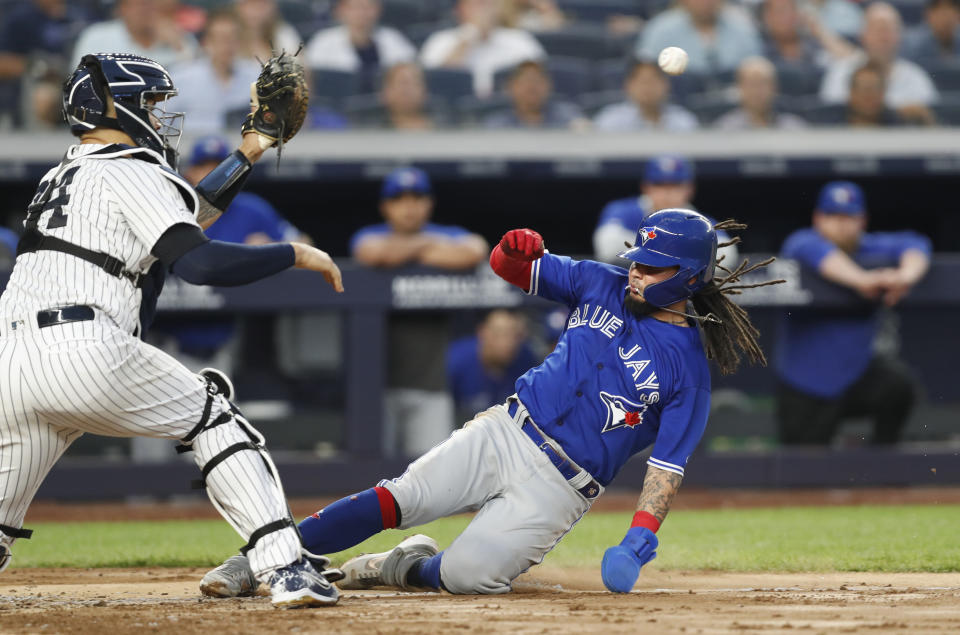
<box><xmin>0</xmin><ymin>523</ymin><xmax>33</xmax><ymax>574</ymax></box>
<box><xmin>439</xmin><ymin>538</ymin><xmax>515</xmax><ymax>595</ymax></box>
<box><xmin>198</xmin><ymin>367</ymin><xmax>235</xmax><ymax>402</ymax></box>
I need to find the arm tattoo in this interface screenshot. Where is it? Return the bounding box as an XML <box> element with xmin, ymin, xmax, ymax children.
<box><xmin>196</xmin><ymin>197</ymin><xmax>223</xmax><ymax>229</ymax></box>
<box><xmin>635</xmin><ymin>466</ymin><xmax>683</xmax><ymax>523</ymax></box>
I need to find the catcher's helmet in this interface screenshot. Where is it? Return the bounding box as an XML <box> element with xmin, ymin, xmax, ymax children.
<box><xmin>63</xmin><ymin>53</ymin><xmax>183</xmax><ymax>166</ymax></box>
<box><xmin>618</xmin><ymin>208</ymin><xmax>718</xmax><ymax>307</ymax></box>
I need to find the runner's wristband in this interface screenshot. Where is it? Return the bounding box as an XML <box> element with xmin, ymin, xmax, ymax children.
<box><xmin>630</xmin><ymin>511</ymin><xmax>661</xmax><ymax>533</ymax></box>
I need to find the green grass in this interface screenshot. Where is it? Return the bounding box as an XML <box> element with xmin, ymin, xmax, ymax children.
<box><xmin>11</xmin><ymin>505</ymin><xmax>960</xmax><ymax>572</ymax></box>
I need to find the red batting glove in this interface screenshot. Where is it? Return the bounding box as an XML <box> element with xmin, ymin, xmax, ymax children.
<box><xmin>500</xmin><ymin>229</ymin><xmax>544</xmax><ymax>261</ymax></box>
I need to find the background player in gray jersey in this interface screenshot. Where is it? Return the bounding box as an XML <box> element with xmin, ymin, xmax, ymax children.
<box><xmin>0</xmin><ymin>52</ymin><xmax>343</xmax><ymax>608</ymax></box>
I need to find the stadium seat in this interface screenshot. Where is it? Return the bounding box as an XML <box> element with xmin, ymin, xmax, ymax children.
<box><xmin>342</xmin><ymin>93</ymin><xmax>384</xmax><ymax>126</ymax></box>
<box><xmin>775</xmin><ymin>64</ymin><xmax>825</xmax><ymax>98</ymax></box>
<box><xmin>456</xmin><ymin>94</ymin><xmax>513</xmax><ymax>125</ymax></box>
<box><xmin>278</xmin><ymin>0</ymin><xmax>320</xmax><ymax>39</ymax></box>
<box><xmin>380</xmin><ymin>0</ymin><xmax>425</xmax><ymax>29</ymax></box>
<box><xmin>802</xmin><ymin>102</ymin><xmax>846</xmax><ymax>126</ymax></box>
<box><xmin>920</xmin><ymin>60</ymin><xmax>960</xmax><ymax>94</ymax></box>
<box><xmin>685</xmin><ymin>94</ymin><xmax>737</xmax><ymax>125</ymax></box>
<box><xmin>405</xmin><ymin>20</ymin><xmax>457</xmax><ymax>48</ymax></box>
<box><xmin>555</xmin><ymin>0</ymin><xmax>644</xmax><ymax>22</ymax></box>
<box><xmin>492</xmin><ymin>57</ymin><xmax>594</xmax><ymax>98</ymax></box>
<box><xmin>597</xmin><ymin>59</ymin><xmax>629</xmax><ymax>91</ymax></box>
<box><xmin>424</xmin><ymin>68</ymin><xmax>475</xmax><ymax>100</ymax></box>
<box><xmin>577</xmin><ymin>90</ymin><xmax>625</xmax><ymax>116</ymax></box>
<box><xmin>889</xmin><ymin>0</ymin><xmax>926</xmax><ymax>24</ymax></box>
<box><xmin>669</xmin><ymin>72</ymin><xmax>712</xmax><ymax>103</ymax></box>
<box><xmin>533</xmin><ymin>25</ymin><xmax>618</xmax><ymax>60</ymax></box>
<box><xmin>932</xmin><ymin>98</ymin><xmax>960</xmax><ymax>125</ymax></box>
<box><xmin>311</xmin><ymin>69</ymin><xmax>365</xmax><ymax>107</ymax></box>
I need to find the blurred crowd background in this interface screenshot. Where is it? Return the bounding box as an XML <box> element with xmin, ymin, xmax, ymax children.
<box><xmin>1</xmin><ymin>0</ymin><xmax>957</xmax><ymax>474</ymax></box>
<box><xmin>4</xmin><ymin>0</ymin><xmax>960</xmax><ymax>132</ymax></box>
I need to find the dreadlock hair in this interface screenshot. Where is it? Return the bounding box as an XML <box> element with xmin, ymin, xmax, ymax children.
<box><xmin>688</xmin><ymin>220</ymin><xmax>785</xmax><ymax>375</ymax></box>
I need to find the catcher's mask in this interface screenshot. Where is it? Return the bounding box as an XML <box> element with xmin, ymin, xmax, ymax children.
<box><xmin>618</xmin><ymin>208</ymin><xmax>718</xmax><ymax>307</ymax></box>
<box><xmin>63</xmin><ymin>53</ymin><xmax>184</xmax><ymax>168</ymax></box>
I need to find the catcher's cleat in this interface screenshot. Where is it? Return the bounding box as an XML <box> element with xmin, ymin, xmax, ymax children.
<box><xmin>200</xmin><ymin>555</ymin><xmax>259</xmax><ymax>598</ymax></box>
<box><xmin>338</xmin><ymin>534</ymin><xmax>439</xmax><ymax>590</ymax></box>
<box><xmin>269</xmin><ymin>559</ymin><xmax>339</xmax><ymax>608</ymax></box>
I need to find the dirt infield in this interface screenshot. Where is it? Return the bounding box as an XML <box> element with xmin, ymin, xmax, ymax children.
<box><xmin>1</xmin><ymin>567</ymin><xmax>958</xmax><ymax>634</ymax></box>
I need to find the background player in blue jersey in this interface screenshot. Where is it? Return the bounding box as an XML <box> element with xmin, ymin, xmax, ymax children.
<box><xmin>593</xmin><ymin>155</ymin><xmax>739</xmax><ymax>268</ymax></box>
<box><xmin>201</xmin><ymin>209</ymin><xmax>782</xmax><ymax>596</ymax></box>
<box><xmin>0</xmin><ymin>226</ymin><xmax>17</xmax><ymax>269</ymax></box>
<box><xmin>775</xmin><ymin>181</ymin><xmax>931</xmax><ymax>445</ymax></box>
<box><xmin>446</xmin><ymin>308</ymin><xmax>540</xmax><ymax>422</ymax></box>
<box><xmin>350</xmin><ymin>167</ymin><xmax>489</xmax><ymax>457</ymax></box>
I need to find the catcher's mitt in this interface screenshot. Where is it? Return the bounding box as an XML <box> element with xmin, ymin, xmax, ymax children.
<box><xmin>242</xmin><ymin>51</ymin><xmax>309</xmax><ymax>155</ymax></box>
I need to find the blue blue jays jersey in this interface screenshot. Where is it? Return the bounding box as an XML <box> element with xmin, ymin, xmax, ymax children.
<box><xmin>515</xmin><ymin>253</ymin><xmax>711</xmax><ymax>486</ymax></box>
<box><xmin>775</xmin><ymin>228</ymin><xmax>932</xmax><ymax>397</ymax></box>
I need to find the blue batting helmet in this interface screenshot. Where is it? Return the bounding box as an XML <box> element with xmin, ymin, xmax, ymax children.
<box><xmin>617</xmin><ymin>209</ymin><xmax>718</xmax><ymax>307</ymax></box>
<box><xmin>63</xmin><ymin>53</ymin><xmax>183</xmax><ymax>167</ymax></box>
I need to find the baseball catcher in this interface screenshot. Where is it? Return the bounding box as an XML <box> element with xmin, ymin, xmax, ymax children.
<box><xmin>202</xmin><ymin>210</ymin><xmax>784</xmax><ymax>596</ymax></box>
<box><xmin>0</xmin><ymin>51</ymin><xmax>341</xmax><ymax>608</ymax></box>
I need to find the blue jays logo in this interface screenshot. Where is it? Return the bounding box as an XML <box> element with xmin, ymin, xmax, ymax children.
<box><xmin>638</xmin><ymin>227</ymin><xmax>658</xmax><ymax>246</ymax></box>
<box><xmin>832</xmin><ymin>188</ymin><xmax>851</xmax><ymax>204</ymax></box>
<box><xmin>600</xmin><ymin>391</ymin><xmax>649</xmax><ymax>433</ymax></box>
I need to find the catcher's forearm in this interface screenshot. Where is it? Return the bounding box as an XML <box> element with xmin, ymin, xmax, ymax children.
<box><xmin>635</xmin><ymin>465</ymin><xmax>683</xmax><ymax>524</ymax></box>
<box><xmin>195</xmin><ymin>150</ymin><xmax>254</xmax><ymax>229</ymax></box>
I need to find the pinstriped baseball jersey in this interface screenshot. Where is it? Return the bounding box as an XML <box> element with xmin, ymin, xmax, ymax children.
<box><xmin>0</xmin><ymin>143</ymin><xmax>198</xmax><ymax>335</ymax></box>
<box><xmin>0</xmin><ymin>141</ymin><xmax>305</xmax><ymax>576</ymax></box>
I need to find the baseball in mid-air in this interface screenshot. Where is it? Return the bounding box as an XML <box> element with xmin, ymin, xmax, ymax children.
<box><xmin>658</xmin><ymin>47</ymin><xmax>689</xmax><ymax>75</ymax></box>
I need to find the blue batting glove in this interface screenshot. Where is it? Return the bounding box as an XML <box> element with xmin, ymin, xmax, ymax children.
<box><xmin>601</xmin><ymin>526</ymin><xmax>658</xmax><ymax>593</ymax></box>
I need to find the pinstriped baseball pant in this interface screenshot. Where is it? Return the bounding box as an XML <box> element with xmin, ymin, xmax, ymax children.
<box><xmin>0</xmin><ymin>314</ymin><xmax>300</xmax><ymax>576</ymax></box>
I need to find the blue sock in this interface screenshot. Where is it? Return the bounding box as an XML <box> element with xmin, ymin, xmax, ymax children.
<box><xmin>406</xmin><ymin>551</ymin><xmax>443</xmax><ymax>590</ymax></box>
<box><xmin>298</xmin><ymin>488</ymin><xmax>393</xmax><ymax>554</ymax></box>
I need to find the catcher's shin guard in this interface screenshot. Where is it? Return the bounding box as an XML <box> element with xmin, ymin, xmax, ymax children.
<box><xmin>178</xmin><ymin>374</ymin><xmax>301</xmax><ymax>577</ymax></box>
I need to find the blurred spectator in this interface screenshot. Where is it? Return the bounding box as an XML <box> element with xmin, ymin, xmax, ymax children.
<box><xmin>637</xmin><ymin>0</ymin><xmax>762</xmax><ymax>74</ymax></box>
<box><xmin>820</xmin><ymin>3</ymin><xmax>939</xmax><ymax>114</ymax></box>
<box><xmin>0</xmin><ymin>226</ymin><xmax>17</xmax><ymax>269</ymax></box>
<box><xmin>377</xmin><ymin>61</ymin><xmax>439</xmax><ymax>130</ymax></box>
<box><xmin>500</xmin><ymin>0</ymin><xmax>568</xmax><ymax>32</ymax></box>
<box><xmin>168</xmin><ymin>8</ymin><xmax>261</xmax><ymax>134</ymax></box>
<box><xmin>29</xmin><ymin>74</ymin><xmax>65</xmax><ymax>130</ymax></box>
<box><xmin>592</xmin><ymin>155</ymin><xmax>738</xmax><ymax>266</ymax></box>
<box><xmin>0</xmin><ymin>0</ymin><xmax>94</xmax><ymax>127</ymax></box>
<box><xmin>775</xmin><ymin>181</ymin><xmax>931</xmax><ymax>446</ymax></box>
<box><xmin>234</xmin><ymin>0</ymin><xmax>301</xmax><ymax>62</ymax></box>
<box><xmin>483</xmin><ymin>60</ymin><xmax>587</xmax><ymax>129</ymax></box>
<box><xmin>593</xmin><ymin>59</ymin><xmax>699</xmax><ymax>132</ymax></box>
<box><xmin>72</xmin><ymin>0</ymin><xmax>198</xmax><ymax>68</ymax></box>
<box><xmin>420</xmin><ymin>0</ymin><xmax>547</xmax><ymax>97</ymax></box>
<box><xmin>156</xmin><ymin>135</ymin><xmax>313</xmax><ymax>371</ymax></box>
<box><xmin>761</xmin><ymin>0</ymin><xmax>855</xmax><ymax>67</ymax></box>
<box><xmin>715</xmin><ymin>57</ymin><xmax>808</xmax><ymax>129</ymax></box>
<box><xmin>446</xmin><ymin>309</ymin><xmax>539</xmax><ymax>420</ymax></box>
<box><xmin>844</xmin><ymin>63</ymin><xmax>906</xmax><ymax>126</ymax></box>
<box><xmin>903</xmin><ymin>0</ymin><xmax>960</xmax><ymax>62</ymax></box>
<box><xmin>807</xmin><ymin>0</ymin><xmax>864</xmax><ymax>41</ymax></box>
<box><xmin>350</xmin><ymin>167</ymin><xmax>489</xmax><ymax>457</ymax></box>
<box><xmin>159</xmin><ymin>0</ymin><xmax>207</xmax><ymax>34</ymax></box>
<box><xmin>305</xmin><ymin>0</ymin><xmax>415</xmax><ymax>74</ymax></box>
